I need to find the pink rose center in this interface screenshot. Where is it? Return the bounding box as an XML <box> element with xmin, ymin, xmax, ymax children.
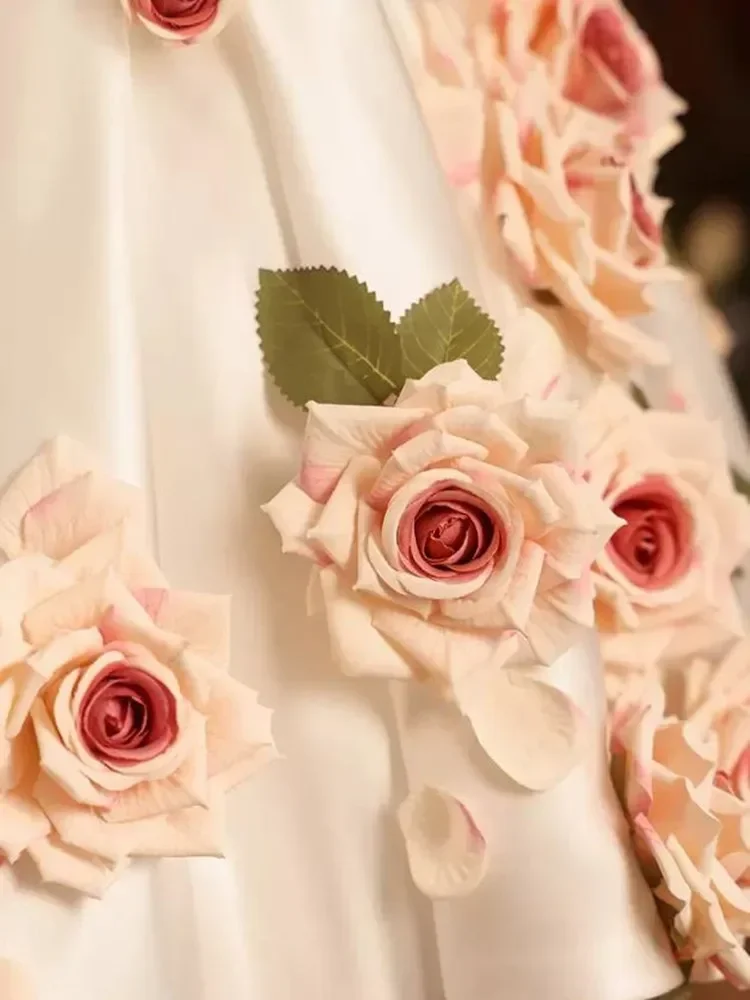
<box><xmin>581</xmin><ymin>8</ymin><xmax>644</xmax><ymax>96</ymax></box>
<box><xmin>607</xmin><ymin>477</ymin><xmax>693</xmax><ymax>589</ymax></box>
<box><xmin>397</xmin><ymin>483</ymin><xmax>505</xmax><ymax>580</ymax></box>
<box><xmin>139</xmin><ymin>0</ymin><xmax>218</xmax><ymax>29</ymax></box>
<box><xmin>78</xmin><ymin>664</ymin><xmax>178</xmax><ymax>767</ymax></box>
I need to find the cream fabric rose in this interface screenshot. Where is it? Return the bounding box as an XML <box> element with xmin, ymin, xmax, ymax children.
<box><xmin>612</xmin><ymin>684</ymin><xmax>750</xmax><ymax>988</ymax></box>
<box><xmin>0</xmin><ymin>438</ymin><xmax>274</xmax><ymax>897</ymax></box>
<box><xmin>681</xmin><ymin>641</ymin><xmax>750</xmax><ymax>803</ymax></box>
<box><xmin>410</xmin><ymin>0</ymin><xmax>683</xmax><ymax>375</ymax></box>
<box><xmin>264</xmin><ymin>360</ymin><xmax>620</xmax><ymax>789</ymax></box>
<box><xmin>578</xmin><ymin>381</ymin><xmax>750</xmax><ymax>699</ymax></box>
<box><xmin>466</xmin><ymin>0</ymin><xmax>684</xmax><ymax>152</ymax></box>
<box><xmin>122</xmin><ymin>0</ymin><xmax>237</xmax><ymax>42</ymax></box>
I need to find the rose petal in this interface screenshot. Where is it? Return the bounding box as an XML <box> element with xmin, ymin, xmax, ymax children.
<box><xmin>26</xmin><ymin>833</ymin><xmax>124</xmax><ymax>898</ymax></box>
<box><xmin>300</xmin><ymin>403</ymin><xmax>426</xmax><ymax>503</ymax></box>
<box><xmin>0</xmin><ymin>787</ymin><xmax>50</xmax><ymax>862</ymax></box>
<box><xmin>202</xmin><ymin>670</ymin><xmax>276</xmax><ymax>792</ymax></box>
<box><xmin>0</xmin><ymin>437</ymin><xmax>96</xmax><ymax>558</ymax></box>
<box><xmin>307</xmin><ymin>456</ymin><xmax>379</xmax><ymax>567</ymax></box>
<box><xmin>60</xmin><ymin>522</ymin><xmax>167</xmax><ymax>590</ymax></box>
<box><xmin>133</xmin><ymin>588</ymin><xmax>232</xmax><ymax>668</ymax></box>
<box><xmin>318</xmin><ymin>567</ymin><xmax>414</xmax><ymax>679</ymax></box>
<box><xmin>21</xmin><ymin>472</ymin><xmax>144</xmax><ymax>562</ymax></box>
<box><xmin>369</xmin><ymin>428</ymin><xmax>488</xmax><ymax>507</ymax></box>
<box><xmin>262</xmin><ymin>481</ymin><xmax>325</xmax><ymax>561</ymax></box>
<box><xmin>452</xmin><ymin>662</ymin><xmax>583</xmax><ymax>789</ymax></box>
<box><xmin>398</xmin><ymin>787</ymin><xmax>488</xmax><ymax>898</ymax></box>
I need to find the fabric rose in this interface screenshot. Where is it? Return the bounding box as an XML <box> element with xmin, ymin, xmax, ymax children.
<box><xmin>611</xmin><ymin>684</ymin><xmax>750</xmax><ymax>988</ymax></box>
<box><xmin>122</xmin><ymin>0</ymin><xmax>236</xmax><ymax>42</ymax></box>
<box><xmin>680</xmin><ymin>641</ymin><xmax>750</xmax><ymax>807</ymax></box>
<box><xmin>467</xmin><ymin>0</ymin><xmax>684</xmax><ymax>151</ymax></box>
<box><xmin>579</xmin><ymin>381</ymin><xmax>750</xmax><ymax>703</ymax></box>
<box><xmin>0</xmin><ymin>438</ymin><xmax>274</xmax><ymax>897</ymax></box>
<box><xmin>410</xmin><ymin>0</ymin><xmax>683</xmax><ymax>375</ymax></box>
<box><xmin>264</xmin><ymin>359</ymin><xmax>621</xmax><ymax>790</ymax></box>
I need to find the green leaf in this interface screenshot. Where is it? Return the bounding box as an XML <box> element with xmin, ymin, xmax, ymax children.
<box><xmin>397</xmin><ymin>279</ymin><xmax>503</xmax><ymax>381</ymax></box>
<box><xmin>629</xmin><ymin>383</ymin><xmax>650</xmax><ymax>410</ymax></box>
<box><xmin>732</xmin><ymin>465</ymin><xmax>750</xmax><ymax>502</ymax></box>
<box><xmin>257</xmin><ymin>267</ymin><xmax>403</xmax><ymax>407</ymax></box>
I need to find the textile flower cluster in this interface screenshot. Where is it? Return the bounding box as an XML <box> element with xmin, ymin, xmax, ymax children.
<box><xmin>415</xmin><ymin>0</ymin><xmax>685</xmax><ymax>374</ymax></box>
<box><xmin>575</xmin><ymin>380</ymin><xmax>750</xmax><ymax>703</ymax></box>
<box><xmin>612</xmin><ymin>683</ymin><xmax>750</xmax><ymax>988</ymax></box>
<box><xmin>0</xmin><ymin>438</ymin><xmax>274</xmax><ymax>897</ymax></box>
<box><xmin>265</xmin><ymin>359</ymin><xmax>620</xmax><ymax>791</ymax></box>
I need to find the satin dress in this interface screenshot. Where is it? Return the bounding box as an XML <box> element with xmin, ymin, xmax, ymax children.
<box><xmin>0</xmin><ymin>2</ymin><xmax>743</xmax><ymax>999</ymax></box>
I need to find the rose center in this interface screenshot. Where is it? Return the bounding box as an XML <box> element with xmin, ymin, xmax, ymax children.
<box><xmin>79</xmin><ymin>664</ymin><xmax>177</xmax><ymax>767</ymax></box>
<box><xmin>582</xmin><ymin>8</ymin><xmax>644</xmax><ymax>94</ymax></box>
<box><xmin>608</xmin><ymin>478</ymin><xmax>692</xmax><ymax>590</ymax></box>
<box><xmin>398</xmin><ymin>483</ymin><xmax>505</xmax><ymax>581</ymax></box>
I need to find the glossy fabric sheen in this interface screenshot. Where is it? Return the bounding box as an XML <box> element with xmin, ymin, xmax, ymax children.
<box><xmin>0</xmin><ymin>2</ymin><xmax>739</xmax><ymax>999</ymax></box>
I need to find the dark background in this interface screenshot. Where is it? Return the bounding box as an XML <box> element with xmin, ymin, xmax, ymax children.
<box><xmin>627</xmin><ymin>0</ymin><xmax>750</xmax><ymax>424</ymax></box>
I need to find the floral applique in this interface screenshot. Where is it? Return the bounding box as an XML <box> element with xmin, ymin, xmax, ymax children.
<box><xmin>0</xmin><ymin>437</ymin><xmax>274</xmax><ymax>897</ymax></box>
<box><xmin>259</xmin><ymin>267</ymin><xmax>619</xmax><ymax>804</ymax></box>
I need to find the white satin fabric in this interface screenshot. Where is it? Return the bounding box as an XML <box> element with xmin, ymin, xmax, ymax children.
<box><xmin>0</xmin><ymin>1</ymin><xmax>741</xmax><ymax>998</ymax></box>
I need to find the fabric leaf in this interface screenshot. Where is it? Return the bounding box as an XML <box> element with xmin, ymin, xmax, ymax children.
<box><xmin>398</xmin><ymin>279</ymin><xmax>503</xmax><ymax>381</ymax></box>
<box><xmin>257</xmin><ymin>267</ymin><xmax>402</xmax><ymax>407</ymax></box>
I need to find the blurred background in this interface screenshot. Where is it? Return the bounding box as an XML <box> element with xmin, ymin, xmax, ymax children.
<box><xmin>627</xmin><ymin>0</ymin><xmax>750</xmax><ymax>427</ymax></box>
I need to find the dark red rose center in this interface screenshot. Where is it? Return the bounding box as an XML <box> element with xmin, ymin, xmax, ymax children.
<box><xmin>79</xmin><ymin>664</ymin><xmax>178</xmax><ymax>767</ymax></box>
<box><xmin>398</xmin><ymin>483</ymin><xmax>505</xmax><ymax>580</ymax></box>
<box><xmin>145</xmin><ymin>0</ymin><xmax>219</xmax><ymax>28</ymax></box>
<box><xmin>582</xmin><ymin>8</ymin><xmax>644</xmax><ymax>95</ymax></box>
<box><xmin>607</xmin><ymin>478</ymin><xmax>692</xmax><ymax>589</ymax></box>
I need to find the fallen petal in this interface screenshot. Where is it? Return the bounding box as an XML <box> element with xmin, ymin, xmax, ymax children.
<box><xmin>398</xmin><ymin>787</ymin><xmax>487</xmax><ymax>898</ymax></box>
<box><xmin>453</xmin><ymin>664</ymin><xmax>584</xmax><ymax>790</ymax></box>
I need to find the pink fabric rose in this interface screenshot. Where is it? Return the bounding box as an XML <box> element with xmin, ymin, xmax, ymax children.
<box><xmin>579</xmin><ymin>381</ymin><xmax>750</xmax><ymax>694</ymax></box>
<box><xmin>410</xmin><ymin>0</ymin><xmax>683</xmax><ymax>375</ymax></box>
<box><xmin>265</xmin><ymin>360</ymin><xmax>620</xmax><ymax>789</ymax></box>
<box><xmin>611</xmin><ymin>684</ymin><xmax>750</xmax><ymax>988</ymax></box>
<box><xmin>0</xmin><ymin>438</ymin><xmax>275</xmax><ymax>897</ymax></box>
<box><xmin>416</xmin><ymin>0</ymin><xmax>678</xmax><ymax>375</ymax></box>
<box><xmin>123</xmin><ymin>0</ymin><xmax>234</xmax><ymax>42</ymax></box>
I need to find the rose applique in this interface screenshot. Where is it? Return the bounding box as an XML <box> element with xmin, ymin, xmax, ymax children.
<box><xmin>611</xmin><ymin>684</ymin><xmax>750</xmax><ymax>988</ymax></box>
<box><xmin>122</xmin><ymin>0</ymin><xmax>236</xmax><ymax>42</ymax></box>
<box><xmin>410</xmin><ymin>0</ymin><xmax>684</xmax><ymax>376</ymax></box>
<box><xmin>259</xmin><ymin>267</ymin><xmax>620</xmax><ymax>791</ymax></box>
<box><xmin>0</xmin><ymin>438</ymin><xmax>274</xmax><ymax>896</ymax></box>
<box><xmin>577</xmin><ymin>380</ymin><xmax>750</xmax><ymax>701</ymax></box>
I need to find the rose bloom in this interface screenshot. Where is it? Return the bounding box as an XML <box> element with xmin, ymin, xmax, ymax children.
<box><xmin>413</xmin><ymin>1</ymin><xmax>680</xmax><ymax>376</ymax></box>
<box><xmin>465</xmin><ymin>0</ymin><xmax>685</xmax><ymax>151</ymax></box>
<box><xmin>680</xmin><ymin>641</ymin><xmax>750</xmax><ymax>808</ymax></box>
<box><xmin>0</xmin><ymin>438</ymin><xmax>274</xmax><ymax>896</ymax></box>
<box><xmin>265</xmin><ymin>360</ymin><xmax>620</xmax><ymax>789</ymax></box>
<box><xmin>579</xmin><ymin>381</ymin><xmax>750</xmax><ymax>696</ymax></box>
<box><xmin>122</xmin><ymin>0</ymin><xmax>235</xmax><ymax>42</ymax></box>
<box><xmin>612</xmin><ymin>684</ymin><xmax>750</xmax><ymax>988</ymax></box>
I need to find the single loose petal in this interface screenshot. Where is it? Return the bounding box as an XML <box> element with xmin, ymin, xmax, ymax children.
<box><xmin>398</xmin><ymin>787</ymin><xmax>488</xmax><ymax>898</ymax></box>
<box><xmin>453</xmin><ymin>663</ymin><xmax>583</xmax><ymax>790</ymax></box>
